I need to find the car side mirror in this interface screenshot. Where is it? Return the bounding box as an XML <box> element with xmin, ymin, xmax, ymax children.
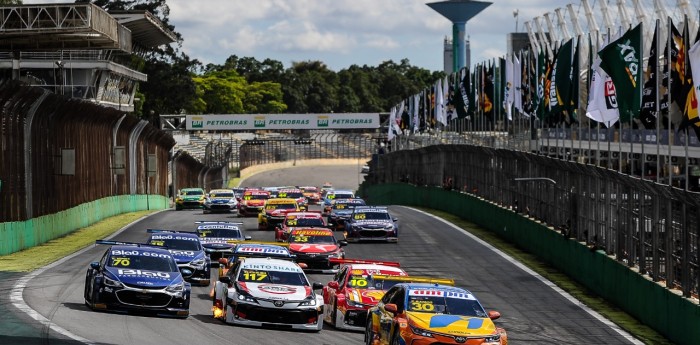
<box><xmin>218</xmin><ymin>258</ymin><xmax>229</xmax><ymax>266</ymax></box>
<box><xmin>338</xmin><ymin>240</ymin><xmax>348</xmax><ymax>247</ymax></box>
<box><xmin>298</xmin><ymin>263</ymin><xmax>308</xmax><ymax>269</ymax></box>
<box><xmin>488</xmin><ymin>310</ymin><xmax>501</xmax><ymax>320</ymax></box>
<box><xmin>393</xmin><ymin>217</ymin><xmax>398</xmax><ymax>222</ymax></box>
<box><xmin>384</xmin><ymin>303</ymin><xmax>398</xmax><ymax>314</ymax></box>
<box><xmin>244</xmin><ymin>236</ymin><xmax>252</xmax><ymax>240</ymax></box>
<box><xmin>219</xmin><ymin>276</ymin><xmax>231</xmax><ymax>284</ymax></box>
<box><xmin>328</xmin><ymin>281</ymin><xmax>339</xmax><ymax>289</ymax></box>
<box><xmin>90</xmin><ymin>261</ymin><xmax>100</xmax><ymax>270</ymax></box>
<box><xmin>312</xmin><ymin>282</ymin><xmax>324</xmax><ymax>290</ymax></box>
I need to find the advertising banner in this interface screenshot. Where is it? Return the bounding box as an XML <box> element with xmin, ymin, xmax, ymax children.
<box><xmin>186</xmin><ymin>113</ymin><xmax>379</xmax><ymax>130</ymax></box>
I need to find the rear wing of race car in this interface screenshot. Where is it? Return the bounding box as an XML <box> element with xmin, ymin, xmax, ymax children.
<box><xmin>95</xmin><ymin>240</ymin><xmax>165</xmax><ymax>249</ymax></box>
<box><xmin>371</xmin><ymin>274</ymin><xmax>455</xmax><ymax>286</ymax></box>
<box><xmin>146</xmin><ymin>229</ymin><xmax>197</xmax><ymax>234</ymax></box>
<box><xmin>329</xmin><ymin>258</ymin><xmax>401</xmax><ymax>267</ymax></box>
<box><xmin>233</xmin><ymin>241</ymin><xmax>289</xmax><ymax>247</ymax></box>
<box><xmin>194</xmin><ymin>221</ymin><xmax>244</xmax><ymax>225</ymax></box>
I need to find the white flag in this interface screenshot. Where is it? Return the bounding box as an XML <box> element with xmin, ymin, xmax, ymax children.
<box><xmin>413</xmin><ymin>93</ymin><xmax>420</xmax><ymax>133</ymax></box>
<box><xmin>388</xmin><ymin>106</ymin><xmax>397</xmax><ymax>141</ymax></box>
<box><xmin>514</xmin><ymin>54</ymin><xmax>523</xmax><ymax>113</ymax></box>
<box><xmin>442</xmin><ymin>75</ymin><xmax>450</xmax><ymax>123</ymax></box>
<box><xmin>689</xmin><ymin>40</ymin><xmax>700</xmax><ymax>113</ymax></box>
<box><xmin>504</xmin><ymin>56</ymin><xmax>514</xmax><ymax>120</ymax></box>
<box><xmin>435</xmin><ymin>78</ymin><xmax>445</xmax><ymax>125</ymax></box>
<box><xmin>586</xmin><ymin>57</ymin><xmax>619</xmax><ymax>128</ymax></box>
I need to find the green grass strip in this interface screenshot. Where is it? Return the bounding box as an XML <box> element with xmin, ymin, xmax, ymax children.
<box><xmin>418</xmin><ymin>207</ymin><xmax>671</xmax><ymax>345</ymax></box>
<box><xmin>0</xmin><ymin>210</ymin><xmax>156</xmax><ymax>272</ymax></box>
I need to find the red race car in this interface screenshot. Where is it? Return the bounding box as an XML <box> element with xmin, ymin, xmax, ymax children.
<box><xmin>274</xmin><ymin>212</ymin><xmax>327</xmax><ymax>242</ymax></box>
<box><xmin>300</xmin><ymin>186</ymin><xmax>321</xmax><ymax>204</ymax></box>
<box><xmin>322</xmin><ymin>259</ymin><xmax>407</xmax><ymax>331</ymax></box>
<box><xmin>287</xmin><ymin>228</ymin><xmax>347</xmax><ymax>270</ymax></box>
<box><xmin>238</xmin><ymin>190</ymin><xmax>270</xmax><ymax>217</ymax></box>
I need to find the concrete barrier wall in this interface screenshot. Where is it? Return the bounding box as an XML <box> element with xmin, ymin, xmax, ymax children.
<box><xmin>0</xmin><ymin>195</ymin><xmax>168</xmax><ymax>255</ymax></box>
<box><xmin>362</xmin><ymin>183</ymin><xmax>700</xmax><ymax>345</ymax></box>
<box><xmin>239</xmin><ymin>158</ymin><xmax>368</xmax><ymax>181</ymax></box>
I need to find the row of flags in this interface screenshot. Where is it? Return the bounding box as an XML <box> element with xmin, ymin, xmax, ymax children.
<box><xmin>388</xmin><ymin>17</ymin><xmax>700</xmax><ymax>143</ymax></box>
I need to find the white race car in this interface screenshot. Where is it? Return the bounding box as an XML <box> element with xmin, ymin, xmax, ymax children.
<box><xmin>212</xmin><ymin>257</ymin><xmax>324</xmax><ymax>331</ymax></box>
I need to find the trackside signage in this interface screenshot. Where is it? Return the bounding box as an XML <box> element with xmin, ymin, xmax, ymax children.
<box><xmin>186</xmin><ymin>114</ymin><xmax>379</xmax><ymax>130</ymax></box>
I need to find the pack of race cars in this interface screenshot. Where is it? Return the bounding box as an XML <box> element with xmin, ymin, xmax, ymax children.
<box><xmin>84</xmin><ymin>184</ymin><xmax>508</xmax><ymax>345</ymax></box>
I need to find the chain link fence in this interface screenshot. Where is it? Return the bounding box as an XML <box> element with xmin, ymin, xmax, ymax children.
<box><xmin>369</xmin><ymin>144</ymin><xmax>700</xmax><ymax>298</ymax></box>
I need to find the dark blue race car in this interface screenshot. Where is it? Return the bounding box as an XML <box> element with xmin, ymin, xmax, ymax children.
<box><xmin>84</xmin><ymin>241</ymin><xmax>191</xmax><ymax>318</ymax></box>
<box><xmin>146</xmin><ymin>230</ymin><xmax>211</xmax><ymax>286</ymax></box>
<box><xmin>195</xmin><ymin>221</ymin><xmax>251</xmax><ymax>260</ymax></box>
<box><xmin>344</xmin><ymin>206</ymin><xmax>399</xmax><ymax>243</ymax></box>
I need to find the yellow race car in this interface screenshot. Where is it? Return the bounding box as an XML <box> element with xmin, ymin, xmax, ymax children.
<box><xmin>366</xmin><ymin>283</ymin><xmax>507</xmax><ymax>345</ymax></box>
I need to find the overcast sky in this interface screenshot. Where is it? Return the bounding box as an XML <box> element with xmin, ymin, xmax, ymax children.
<box><xmin>23</xmin><ymin>0</ymin><xmax>697</xmax><ymax>73</ymax></box>
<box><xmin>165</xmin><ymin>0</ymin><xmax>572</xmax><ymax>72</ymax></box>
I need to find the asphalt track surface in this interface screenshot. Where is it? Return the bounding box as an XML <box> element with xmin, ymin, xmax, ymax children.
<box><xmin>1</xmin><ymin>165</ymin><xmax>640</xmax><ymax>344</ymax></box>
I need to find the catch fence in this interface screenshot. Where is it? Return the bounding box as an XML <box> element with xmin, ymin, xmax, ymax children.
<box><xmin>369</xmin><ymin>144</ymin><xmax>700</xmax><ymax>298</ymax></box>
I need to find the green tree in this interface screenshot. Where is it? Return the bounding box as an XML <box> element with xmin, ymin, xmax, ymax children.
<box><xmin>282</xmin><ymin>61</ymin><xmax>339</xmax><ymax>113</ymax></box>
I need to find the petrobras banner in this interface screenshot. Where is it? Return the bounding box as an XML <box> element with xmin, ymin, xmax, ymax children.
<box><xmin>186</xmin><ymin>113</ymin><xmax>380</xmax><ymax>130</ymax></box>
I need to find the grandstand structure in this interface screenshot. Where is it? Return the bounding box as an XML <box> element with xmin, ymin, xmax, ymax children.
<box><xmin>0</xmin><ymin>3</ymin><xmax>176</xmax><ymax>111</ymax></box>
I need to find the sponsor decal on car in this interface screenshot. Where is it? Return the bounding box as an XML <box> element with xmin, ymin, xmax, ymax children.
<box><xmin>258</xmin><ymin>284</ymin><xmax>298</xmax><ymax>294</ymax></box>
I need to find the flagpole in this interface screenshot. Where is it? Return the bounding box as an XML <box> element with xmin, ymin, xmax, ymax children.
<box><xmin>655</xmin><ymin>19</ymin><xmax>661</xmax><ymax>184</ymax></box>
<box><xmin>667</xmin><ymin>17</ymin><xmax>673</xmax><ymax>187</ymax></box>
<box><xmin>683</xmin><ymin>15</ymin><xmax>690</xmax><ymax>190</ymax></box>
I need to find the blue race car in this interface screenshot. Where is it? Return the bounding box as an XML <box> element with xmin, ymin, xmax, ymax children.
<box><xmin>84</xmin><ymin>240</ymin><xmax>191</xmax><ymax>318</ymax></box>
<box><xmin>322</xmin><ymin>190</ymin><xmax>356</xmax><ymax>216</ymax></box>
<box><xmin>147</xmin><ymin>230</ymin><xmax>211</xmax><ymax>286</ymax></box>
<box><xmin>327</xmin><ymin>198</ymin><xmax>366</xmax><ymax>231</ymax></box>
<box><xmin>344</xmin><ymin>206</ymin><xmax>398</xmax><ymax>243</ymax></box>
<box><xmin>195</xmin><ymin>221</ymin><xmax>251</xmax><ymax>260</ymax></box>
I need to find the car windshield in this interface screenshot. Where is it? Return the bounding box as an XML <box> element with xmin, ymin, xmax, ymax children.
<box><xmin>278</xmin><ymin>192</ymin><xmax>303</xmax><ymax>198</ymax></box>
<box><xmin>210</xmin><ymin>192</ymin><xmax>234</xmax><ymax>198</ymax></box>
<box><xmin>148</xmin><ymin>238</ymin><xmax>201</xmax><ymax>251</ymax></box>
<box><xmin>286</xmin><ymin>218</ymin><xmax>324</xmax><ymax>227</ymax></box>
<box><xmin>237</xmin><ymin>269</ymin><xmax>309</xmax><ymax>286</ymax></box>
<box><xmin>407</xmin><ymin>295</ymin><xmax>488</xmax><ymax>317</ymax></box>
<box><xmin>184</xmin><ymin>190</ymin><xmax>203</xmax><ymax>196</ymax></box>
<box><xmin>346</xmin><ymin>275</ymin><xmax>401</xmax><ymax>290</ymax></box>
<box><xmin>353</xmin><ymin>211</ymin><xmax>390</xmax><ymax>220</ymax></box>
<box><xmin>290</xmin><ymin>234</ymin><xmax>336</xmax><ymax>244</ymax></box>
<box><xmin>244</xmin><ymin>194</ymin><xmax>268</xmax><ymax>200</ymax></box>
<box><xmin>198</xmin><ymin>228</ymin><xmax>242</xmax><ymax>239</ymax></box>
<box><xmin>266</xmin><ymin>203</ymin><xmax>296</xmax><ymax>210</ymax></box>
<box><xmin>331</xmin><ymin>193</ymin><xmax>354</xmax><ymax>199</ymax></box>
<box><xmin>108</xmin><ymin>253</ymin><xmax>178</xmax><ymax>272</ymax></box>
<box><xmin>333</xmin><ymin>203</ymin><xmax>362</xmax><ymax>210</ymax></box>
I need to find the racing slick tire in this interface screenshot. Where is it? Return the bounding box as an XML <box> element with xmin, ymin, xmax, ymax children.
<box><xmin>84</xmin><ymin>279</ymin><xmax>98</xmax><ymax>309</ymax></box>
<box><xmin>364</xmin><ymin>317</ymin><xmax>375</xmax><ymax>345</ymax></box>
<box><xmin>390</xmin><ymin>328</ymin><xmax>401</xmax><ymax>345</ymax></box>
<box><xmin>331</xmin><ymin>301</ymin><xmax>338</xmax><ymax>328</ymax></box>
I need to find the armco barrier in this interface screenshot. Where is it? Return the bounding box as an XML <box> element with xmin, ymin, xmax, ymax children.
<box><xmin>362</xmin><ymin>183</ymin><xmax>700</xmax><ymax>345</ymax></box>
<box><xmin>0</xmin><ymin>195</ymin><xmax>168</xmax><ymax>255</ymax></box>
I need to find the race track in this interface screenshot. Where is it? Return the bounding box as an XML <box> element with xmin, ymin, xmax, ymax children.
<box><xmin>7</xmin><ymin>165</ymin><xmax>639</xmax><ymax>344</ymax></box>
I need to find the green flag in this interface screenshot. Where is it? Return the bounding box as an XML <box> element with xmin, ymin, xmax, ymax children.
<box><xmin>598</xmin><ymin>23</ymin><xmax>643</xmax><ymax>122</ymax></box>
<box><xmin>552</xmin><ymin>38</ymin><xmax>574</xmax><ymax>119</ymax></box>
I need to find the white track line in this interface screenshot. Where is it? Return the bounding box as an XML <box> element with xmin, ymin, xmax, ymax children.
<box><xmin>10</xmin><ymin>210</ymin><xmax>166</xmax><ymax>345</ymax></box>
<box><xmin>403</xmin><ymin>206</ymin><xmax>644</xmax><ymax>345</ymax></box>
